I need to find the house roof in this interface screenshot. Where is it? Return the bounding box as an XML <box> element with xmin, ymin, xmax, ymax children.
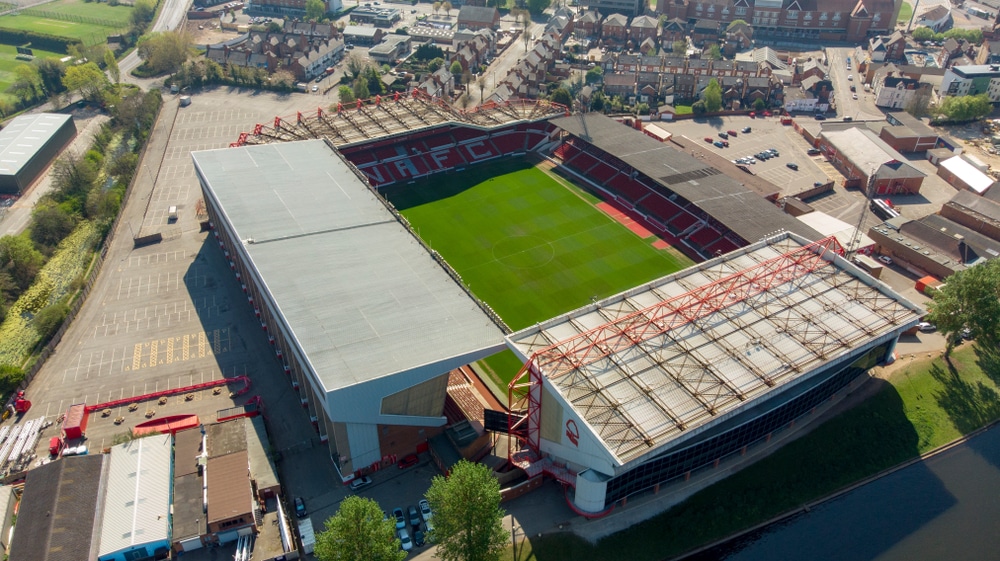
<box><xmin>631</xmin><ymin>14</ymin><xmax>659</xmax><ymax>29</ymax></box>
<box><xmin>458</xmin><ymin>5</ymin><xmax>498</xmax><ymax>25</ymax></box>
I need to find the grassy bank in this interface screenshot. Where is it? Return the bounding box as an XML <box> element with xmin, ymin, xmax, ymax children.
<box><xmin>506</xmin><ymin>344</ymin><xmax>1000</xmax><ymax>561</ymax></box>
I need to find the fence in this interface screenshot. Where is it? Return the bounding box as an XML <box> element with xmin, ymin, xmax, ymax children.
<box><xmin>17</xmin><ymin>101</ymin><xmax>166</xmax><ymax>393</ymax></box>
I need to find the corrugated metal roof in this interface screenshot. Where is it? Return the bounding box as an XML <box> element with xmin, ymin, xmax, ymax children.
<box><xmin>507</xmin><ymin>233</ymin><xmax>924</xmax><ymax>467</ymax></box>
<box><xmin>192</xmin><ymin>140</ymin><xmax>505</xmax><ymax>394</ymax></box>
<box><xmin>246</xmin><ymin>417</ymin><xmax>279</xmax><ymax>493</ymax></box>
<box><xmin>0</xmin><ymin>113</ymin><xmax>73</xmax><ymax>176</ymax></box>
<box><xmin>940</xmin><ymin>156</ymin><xmax>995</xmax><ymax>194</ymax></box>
<box><xmin>820</xmin><ymin>127</ymin><xmax>925</xmax><ymax>180</ymax></box>
<box><xmin>98</xmin><ymin>433</ymin><xmax>172</xmax><ymax>557</ymax></box>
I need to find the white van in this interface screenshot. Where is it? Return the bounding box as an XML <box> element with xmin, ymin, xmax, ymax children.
<box><xmin>168</xmin><ymin>206</ymin><xmax>178</xmax><ymax>221</ymax></box>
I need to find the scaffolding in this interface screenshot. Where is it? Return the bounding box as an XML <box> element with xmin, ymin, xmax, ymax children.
<box><xmin>506</xmin><ymin>233</ymin><xmax>922</xmax><ymax>467</ymax></box>
<box><xmin>231</xmin><ymin>90</ymin><xmax>568</xmax><ymax>149</ymax></box>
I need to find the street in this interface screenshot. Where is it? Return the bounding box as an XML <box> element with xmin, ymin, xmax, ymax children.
<box><xmin>825</xmin><ymin>47</ymin><xmax>884</xmax><ymax>121</ymax></box>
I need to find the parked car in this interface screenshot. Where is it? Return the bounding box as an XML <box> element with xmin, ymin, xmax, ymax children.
<box><xmin>414</xmin><ymin>529</ymin><xmax>426</xmax><ymax>547</ymax></box>
<box><xmin>850</xmin><ymin>85</ymin><xmax>857</xmax><ymax>92</ymax></box>
<box><xmin>704</xmin><ymin>137</ymin><xmax>714</xmax><ymax>143</ymax></box>
<box><xmin>419</xmin><ymin>499</ymin><xmax>433</xmax><ymax>521</ymax></box>
<box><xmin>718</xmin><ymin>132</ymin><xmax>729</xmax><ymax>139</ymax></box>
<box><xmin>814</xmin><ymin>114</ymin><xmax>826</xmax><ymax>120</ymax></box>
<box><xmin>843</xmin><ymin>116</ymin><xmax>853</xmax><ymax>122</ymax></box>
<box><xmin>311</xmin><ymin>84</ymin><xmax>319</xmax><ymax>92</ymax></box>
<box><xmin>852</xmin><ymin>93</ymin><xmax>858</xmax><ymax>100</ymax></box>
<box><xmin>294</xmin><ymin>497</ymin><xmax>307</xmax><ymax>518</ymax></box>
<box><xmin>393</xmin><ymin>508</ymin><xmax>406</xmax><ymax>529</ymax></box>
<box><xmin>741</xmin><ymin>126</ymin><xmax>752</xmax><ymax>133</ymax></box>
<box><xmin>399</xmin><ymin>528</ymin><xmax>413</xmax><ymax>551</ymax></box>
<box><xmin>727</xmin><ymin>129</ymin><xmax>738</xmax><ymax>136</ymax></box>
<box><xmin>878</xmin><ymin>255</ymin><xmax>893</xmax><ymax>265</ymax></box>
<box><xmin>917</xmin><ymin>322</ymin><xmax>936</xmax><ymax>332</ymax></box>
<box><xmin>714</xmin><ymin>141</ymin><xmax>725</xmax><ymax>148</ymax></box>
<box><xmin>350</xmin><ymin>475</ymin><xmax>372</xmax><ymax>490</ymax></box>
<box><xmin>847</xmin><ymin>74</ymin><xmax>853</xmax><ymax>81</ymax></box>
<box><xmin>408</xmin><ymin>505</ymin><xmax>421</xmax><ymax>527</ymax></box>
<box><xmin>398</xmin><ymin>453</ymin><xmax>419</xmax><ymax>469</ymax></box>
<box><xmin>807</xmin><ymin>148</ymin><xmax>821</xmax><ymax>155</ymax></box>
<box><xmin>786</xmin><ymin>162</ymin><xmax>799</xmax><ymax>170</ymax></box>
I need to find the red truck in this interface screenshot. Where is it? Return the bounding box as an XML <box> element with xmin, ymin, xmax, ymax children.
<box><xmin>62</xmin><ymin>403</ymin><xmax>89</xmax><ymax>440</ymax></box>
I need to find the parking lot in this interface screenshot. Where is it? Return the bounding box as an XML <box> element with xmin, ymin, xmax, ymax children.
<box><xmin>666</xmin><ymin>114</ymin><xmax>833</xmax><ymax>194</ymax></box>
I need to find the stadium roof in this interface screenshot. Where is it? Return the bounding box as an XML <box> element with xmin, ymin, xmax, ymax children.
<box><xmin>0</xmin><ymin>113</ymin><xmax>72</xmax><ymax>177</ymax></box>
<box><xmin>99</xmin><ymin>434</ymin><xmax>172</xmax><ymax>557</ymax></box>
<box><xmin>235</xmin><ymin>93</ymin><xmax>567</xmax><ymax>149</ymax></box>
<box><xmin>507</xmin><ymin>233</ymin><xmax>923</xmax><ymax>467</ymax></box>
<box><xmin>9</xmin><ymin>455</ymin><xmax>106</xmax><ymax>561</ymax></box>
<box><xmin>193</xmin><ymin>139</ymin><xmax>505</xmax><ymax>393</ymax></box>
<box><xmin>549</xmin><ymin>114</ymin><xmax>822</xmax><ymax>243</ymax></box>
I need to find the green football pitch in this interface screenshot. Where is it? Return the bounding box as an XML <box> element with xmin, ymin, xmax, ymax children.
<box><xmin>381</xmin><ymin>158</ymin><xmax>692</xmax><ymax>387</ymax></box>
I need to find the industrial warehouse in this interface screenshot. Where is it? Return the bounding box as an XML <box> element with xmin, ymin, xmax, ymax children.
<box><xmin>0</xmin><ymin>113</ymin><xmax>76</xmax><ymax>195</ymax></box>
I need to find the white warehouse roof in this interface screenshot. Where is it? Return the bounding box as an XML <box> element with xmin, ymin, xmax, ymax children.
<box><xmin>0</xmin><ymin>113</ymin><xmax>72</xmax><ymax>175</ymax></box>
<box><xmin>98</xmin><ymin>433</ymin><xmax>172</xmax><ymax>558</ymax></box>
<box><xmin>507</xmin><ymin>233</ymin><xmax>924</xmax><ymax>468</ymax></box>
<box><xmin>940</xmin><ymin>155</ymin><xmax>996</xmax><ymax>194</ymax></box>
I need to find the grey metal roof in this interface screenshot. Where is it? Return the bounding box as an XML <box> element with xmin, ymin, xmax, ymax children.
<box><xmin>99</xmin><ymin>434</ymin><xmax>172</xmax><ymax>557</ymax></box>
<box><xmin>246</xmin><ymin>417</ymin><xmax>279</xmax><ymax>493</ymax></box>
<box><xmin>550</xmin><ymin>114</ymin><xmax>822</xmax><ymax>242</ymax></box>
<box><xmin>0</xmin><ymin>113</ymin><xmax>72</xmax><ymax>176</ymax></box>
<box><xmin>9</xmin><ymin>455</ymin><xmax>106</xmax><ymax>561</ymax></box>
<box><xmin>507</xmin><ymin>232</ymin><xmax>924</xmax><ymax>467</ymax></box>
<box><xmin>820</xmin><ymin>127</ymin><xmax>925</xmax><ymax>180</ymax></box>
<box><xmin>193</xmin><ymin>140</ymin><xmax>505</xmax><ymax>393</ymax></box>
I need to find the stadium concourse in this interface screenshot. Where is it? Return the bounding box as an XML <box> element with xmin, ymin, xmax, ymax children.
<box><xmin>215</xmin><ymin>96</ymin><xmax>924</xmax><ymax>515</ymax></box>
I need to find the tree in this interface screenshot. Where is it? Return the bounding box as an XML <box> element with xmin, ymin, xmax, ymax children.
<box><xmin>130</xmin><ymin>0</ymin><xmax>156</xmax><ymax>29</ymax></box>
<box><xmin>550</xmin><ymin>86</ymin><xmax>572</xmax><ymax>107</ymax></box>
<box><xmin>10</xmin><ymin>64</ymin><xmax>43</xmax><ymax>102</ymax></box>
<box><xmin>338</xmin><ymin>85</ymin><xmax>356</xmax><ymax>103</ymax></box>
<box><xmin>51</xmin><ymin>155</ymin><xmax>99</xmax><ymax>204</ymax></box>
<box><xmin>414</xmin><ymin>43</ymin><xmax>444</xmax><ymax>61</ymax></box>
<box><xmin>585</xmin><ymin>65</ymin><xmax>603</xmax><ymax>84</ymax></box>
<box><xmin>428</xmin><ymin>57</ymin><xmax>445</xmax><ymax>72</ymax></box>
<box><xmin>672</xmin><ymin>40</ymin><xmax>687</xmax><ymax>57</ymax></box>
<box><xmin>34</xmin><ymin>58</ymin><xmax>67</xmax><ymax>96</ymax></box>
<box><xmin>442</xmin><ymin>0</ymin><xmax>453</xmax><ymax>15</ymax></box>
<box><xmin>590</xmin><ymin>90</ymin><xmax>607</xmax><ymax>112</ymax></box>
<box><xmin>935</xmin><ymin>94</ymin><xmax>992</xmax><ymax>122</ymax></box>
<box><xmin>30</xmin><ymin>201</ymin><xmax>79</xmax><ymax>250</ymax></box>
<box><xmin>691</xmin><ymin>99</ymin><xmax>706</xmax><ymax>114</ymax></box>
<box><xmin>432</xmin><ymin>1</ymin><xmax>441</xmax><ymax>15</ymax></box>
<box><xmin>32</xmin><ymin>302</ymin><xmax>70</xmax><ymax>340</ymax></box>
<box><xmin>0</xmin><ymin>234</ymin><xmax>44</xmax><ymax>291</ymax></box>
<box><xmin>526</xmin><ymin>0</ymin><xmax>550</xmax><ymax>14</ymax></box>
<box><xmin>457</xmin><ymin>92</ymin><xmax>471</xmax><ymax>109</ymax></box>
<box><xmin>104</xmin><ymin>48</ymin><xmax>121</xmax><ymax>84</ymax></box>
<box><xmin>136</xmin><ymin>31</ymin><xmax>192</xmax><ymax>75</ymax></box>
<box><xmin>477</xmin><ymin>75</ymin><xmax>486</xmax><ymax>102</ymax></box>
<box><xmin>905</xmin><ymin>89</ymin><xmax>932</xmax><ymax>118</ymax></box>
<box><xmin>926</xmin><ymin>259</ymin><xmax>1000</xmax><ymax>353</ymax></box>
<box><xmin>0</xmin><ymin>364</ymin><xmax>24</xmax><ymax>397</ymax></box>
<box><xmin>63</xmin><ymin>62</ymin><xmax>110</xmax><ymax>101</ymax></box>
<box><xmin>425</xmin><ymin>460</ymin><xmax>507</xmax><ymax>561</ymax></box>
<box><xmin>314</xmin><ymin>496</ymin><xmax>405</xmax><ymax>561</ymax></box>
<box><xmin>911</xmin><ymin>26</ymin><xmax>935</xmax><ymax>41</ymax></box>
<box><xmin>703</xmin><ymin>77</ymin><xmax>722</xmax><ymax>112</ymax></box>
<box><xmin>449</xmin><ymin>60</ymin><xmax>464</xmax><ymax>78</ymax></box>
<box><xmin>353</xmin><ymin>76</ymin><xmax>370</xmax><ymax>100</ymax></box>
<box><xmin>705</xmin><ymin>44</ymin><xmax>722</xmax><ymax>60</ymax></box>
<box><xmin>345</xmin><ymin>53</ymin><xmax>365</xmax><ymax>81</ymax></box>
<box><xmin>306</xmin><ymin>0</ymin><xmax>326</xmax><ymax>20</ymax></box>
<box><xmin>753</xmin><ymin>97</ymin><xmax>766</xmax><ymax>110</ymax></box>
<box><xmin>727</xmin><ymin>19</ymin><xmax>748</xmax><ymax>30</ymax></box>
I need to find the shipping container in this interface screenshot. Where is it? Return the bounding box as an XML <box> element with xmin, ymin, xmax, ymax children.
<box><xmin>62</xmin><ymin>403</ymin><xmax>89</xmax><ymax>440</ymax></box>
<box><xmin>298</xmin><ymin>518</ymin><xmax>315</xmax><ymax>555</ymax></box>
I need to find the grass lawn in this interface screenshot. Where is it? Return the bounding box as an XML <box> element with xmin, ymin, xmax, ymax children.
<box><xmin>0</xmin><ymin>44</ymin><xmax>63</xmax><ymax>103</ymax></box>
<box><xmin>506</xmin><ymin>343</ymin><xmax>1000</xmax><ymax>561</ymax></box>
<box><xmin>39</xmin><ymin>0</ymin><xmax>134</xmax><ymax>26</ymax></box>
<box><xmin>898</xmin><ymin>1</ymin><xmax>913</xmax><ymax>22</ymax></box>
<box><xmin>674</xmin><ymin>105</ymin><xmax>693</xmax><ymax>115</ymax></box>
<box><xmin>0</xmin><ymin>0</ymin><xmax>132</xmax><ymax>47</ymax></box>
<box><xmin>382</xmin><ymin>159</ymin><xmax>691</xmax><ymax>386</ymax></box>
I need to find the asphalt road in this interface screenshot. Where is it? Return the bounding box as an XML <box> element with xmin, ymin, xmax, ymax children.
<box><xmin>120</xmin><ymin>0</ymin><xmax>192</xmax><ymax>79</ymax></box>
<box><xmin>825</xmin><ymin>47</ymin><xmax>884</xmax><ymax>121</ymax></box>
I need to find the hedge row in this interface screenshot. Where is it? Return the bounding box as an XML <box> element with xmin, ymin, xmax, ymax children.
<box><xmin>0</xmin><ymin>28</ymin><xmax>82</xmax><ymax>53</ymax></box>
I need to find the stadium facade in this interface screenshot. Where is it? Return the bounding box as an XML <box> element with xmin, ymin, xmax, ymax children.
<box><xmin>193</xmin><ymin>139</ymin><xmax>507</xmax><ymax>480</ymax></box>
<box><xmin>505</xmin><ymin>233</ymin><xmax>924</xmax><ymax>513</ymax></box>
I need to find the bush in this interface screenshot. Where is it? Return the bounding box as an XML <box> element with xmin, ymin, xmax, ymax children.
<box><xmin>0</xmin><ymin>364</ymin><xmax>24</xmax><ymax>397</ymax></box>
<box><xmin>0</xmin><ymin>29</ymin><xmax>81</xmax><ymax>54</ymax></box>
<box><xmin>32</xmin><ymin>301</ymin><xmax>69</xmax><ymax>341</ymax></box>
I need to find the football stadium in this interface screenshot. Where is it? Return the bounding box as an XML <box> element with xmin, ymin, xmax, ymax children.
<box><xmin>196</xmin><ymin>91</ymin><xmax>924</xmax><ymax>514</ymax></box>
